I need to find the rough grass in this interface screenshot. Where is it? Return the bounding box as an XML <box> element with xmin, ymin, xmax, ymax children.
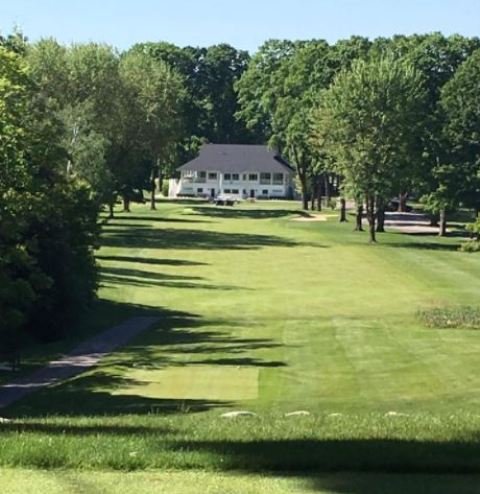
<box><xmin>2</xmin><ymin>412</ymin><xmax>480</xmax><ymax>472</ymax></box>
<box><xmin>418</xmin><ymin>305</ymin><xmax>480</xmax><ymax>329</ymax></box>
<box><xmin>2</xmin><ymin>199</ymin><xmax>480</xmax><ymax>481</ymax></box>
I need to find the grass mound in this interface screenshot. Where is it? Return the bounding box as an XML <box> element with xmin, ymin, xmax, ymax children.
<box><xmin>418</xmin><ymin>305</ymin><xmax>480</xmax><ymax>329</ymax></box>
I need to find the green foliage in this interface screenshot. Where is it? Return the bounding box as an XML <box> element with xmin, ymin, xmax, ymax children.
<box><xmin>0</xmin><ymin>42</ymin><xmax>99</xmax><ymax>346</ymax></box>
<box><xmin>119</xmin><ymin>50</ymin><xmax>184</xmax><ymax>206</ymax></box>
<box><xmin>440</xmin><ymin>49</ymin><xmax>480</xmax><ymax>212</ymax></box>
<box><xmin>313</xmin><ymin>55</ymin><xmax>426</xmax><ymax>240</ymax></box>
<box><xmin>459</xmin><ymin>240</ymin><xmax>480</xmax><ymax>253</ymax></box>
<box><xmin>132</xmin><ymin>41</ymin><xmax>254</xmax><ymax>146</ymax></box>
<box><xmin>161</xmin><ymin>181</ymin><xmax>169</xmax><ymax>197</ymax></box>
<box><xmin>418</xmin><ymin>306</ymin><xmax>480</xmax><ymax>329</ymax></box>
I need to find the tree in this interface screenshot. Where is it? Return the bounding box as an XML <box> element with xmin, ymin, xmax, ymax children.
<box><xmin>314</xmin><ymin>56</ymin><xmax>426</xmax><ymax>242</ymax></box>
<box><xmin>28</xmin><ymin>41</ymin><xmax>122</xmax><ymax>213</ymax></box>
<box><xmin>0</xmin><ymin>46</ymin><xmax>40</xmax><ymax>358</ymax></box>
<box><xmin>133</xmin><ymin>41</ymin><xmax>253</xmax><ymax>145</ymax></box>
<box><xmin>0</xmin><ymin>42</ymin><xmax>99</xmax><ymax>348</ymax></box>
<box><xmin>235</xmin><ymin>39</ymin><xmax>300</xmax><ymax>144</ymax></box>
<box><xmin>404</xmin><ymin>34</ymin><xmax>480</xmax><ymax>228</ymax></box>
<box><xmin>237</xmin><ymin>40</ymin><xmax>334</xmax><ymax>209</ymax></box>
<box><xmin>119</xmin><ymin>50</ymin><xmax>185</xmax><ymax>210</ymax></box>
<box><xmin>439</xmin><ymin>49</ymin><xmax>480</xmax><ymax>231</ymax></box>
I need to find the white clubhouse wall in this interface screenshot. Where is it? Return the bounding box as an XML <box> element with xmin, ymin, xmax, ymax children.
<box><xmin>169</xmin><ymin>170</ymin><xmax>293</xmax><ymax>199</ymax></box>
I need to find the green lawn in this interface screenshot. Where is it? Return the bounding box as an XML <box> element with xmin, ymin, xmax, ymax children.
<box><xmin>1</xmin><ymin>469</ymin><xmax>479</xmax><ymax>494</ymax></box>
<box><xmin>2</xmin><ymin>199</ymin><xmax>480</xmax><ymax>488</ymax></box>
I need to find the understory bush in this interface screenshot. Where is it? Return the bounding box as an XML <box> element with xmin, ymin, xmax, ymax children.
<box><xmin>418</xmin><ymin>305</ymin><xmax>480</xmax><ymax>329</ymax></box>
<box><xmin>459</xmin><ymin>240</ymin><xmax>480</xmax><ymax>252</ymax></box>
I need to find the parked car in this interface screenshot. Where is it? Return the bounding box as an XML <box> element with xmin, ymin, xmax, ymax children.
<box><xmin>215</xmin><ymin>195</ymin><xmax>236</xmax><ymax>206</ymax></box>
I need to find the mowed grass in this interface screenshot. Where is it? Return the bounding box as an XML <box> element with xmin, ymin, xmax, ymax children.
<box><xmin>2</xmin><ymin>199</ymin><xmax>480</xmax><ymax>484</ymax></box>
<box><xmin>2</xmin><ymin>469</ymin><xmax>480</xmax><ymax>494</ymax></box>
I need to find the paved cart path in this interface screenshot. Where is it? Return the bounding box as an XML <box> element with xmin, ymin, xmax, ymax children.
<box><xmin>0</xmin><ymin>316</ymin><xmax>159</xmax><ymax>409</ymax></box>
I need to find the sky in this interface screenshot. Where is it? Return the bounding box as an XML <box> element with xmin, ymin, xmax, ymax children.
<box><xmin>0</xmin><ymin>0</ymin><xmax>479</xmax><ymax>52</ymax></box>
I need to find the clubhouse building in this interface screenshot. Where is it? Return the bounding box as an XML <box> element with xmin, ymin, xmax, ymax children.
<box><xmin>168</xmin><ymin>144</ymin><xmax>295</xmax><ymax>200</ymax></box>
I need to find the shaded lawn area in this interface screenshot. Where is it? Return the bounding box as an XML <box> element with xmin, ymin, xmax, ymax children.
<box><xmin>3</xmin><ymin>199</ymin><xmax>480</xmax><ymax>480</ymax></box>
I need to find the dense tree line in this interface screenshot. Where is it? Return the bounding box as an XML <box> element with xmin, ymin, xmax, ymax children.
<box><xmin>236</xmin><ymin>33</ymin><xmax>480</xmax><ymax>242</ymax></box>
<box><xmin>0</xmin><ymin>34</ymin><xmax>98</xmax><ymax>357</ymax></box>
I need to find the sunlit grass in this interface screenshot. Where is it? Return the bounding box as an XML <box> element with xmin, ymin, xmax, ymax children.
<box><xmin>3</xmin><ymin>199</ymin><xmax>480</xmax><ymax>480</ymax></box>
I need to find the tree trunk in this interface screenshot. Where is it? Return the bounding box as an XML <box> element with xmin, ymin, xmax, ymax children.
<box><xmin>376</xmin><ymin>198</ymin><xmax>385</xmax><ymax>232</ymax></box>
<box><xmin>150</xmin><ymin>173</ymin><xmax>157</xmax><ymax>211</ymax></box>
<box><xmin>150</xmin><ymin>182</ymin><xmax>156</xmax><ymax>210</ymax></box>
<box><xmin>398</xmin><ymin>192</ymin><xmax>408</xmax><ymax>212</ymax></box>
<box><xmin>340</xmin><ymin>197</ymin><xmax>347</xmax><ymax>222</ymax></box>
<box><xmin>355</xmin><ymin>204</ymin><xmax>364</xmax><ymax>231</ymax></box>
<box><xmin>108</xmin><ymin>201</ymin><xmax>114</xmax><ymax>219</ymax></box>
<box><xmin>438</xmin><ymin>209</ymin><xmax>447</xmax><ymax>237</ymax></box>
<box><xmin>310</xmin><ymin>185</ymin><xmax>315</xmax><ymax>211</ymax></box>
<box><xmin>158</xmin><ymin>171</ymin><xmax>164</xmax><ymax>196</ymax></box>
<box><xmin>297</xmin><ymin>167</ymin><xmax>309</xmax><ymax>210</ymax></box>
<box><xmin>123</xmin><ymin>196</ymin><xmax>130</xmax><ymax>213</ymax></box>
<box><xmin>366</xmin><ymin>195</ymin><xmax>376</xmax><ymax>243</ymax></box>
<box><xmin>429</xmin><ymin>214</ymin><xmax>439</xmax><ymax>227</ymax></box>
<box><xmin>302</xmin><ymin>193</ymin><xmax>309</xmax><ymax>210</ymax></box>
<box><xmin>316</xmin><ymin>179</ymin><xmax>322</xmax><ymax>211</ymax></box>
<box><xmin>293</xmin><ymin>150</ymin><xmax>309</xmax><ymax>211</ymax></box>
<box><xmin>324</xmin><ymin>173</ymin><xmax>331</xmax><ymax>208</ymax></box>
<box><xmin>150</xmin><ymin>161</ymin><xmax>160</xmax><ymax>210</ymax></box>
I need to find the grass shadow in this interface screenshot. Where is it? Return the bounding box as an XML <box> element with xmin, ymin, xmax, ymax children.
<box><xmin>4</xmin><ymin>304</ymin><xmax>285</xmax><ymax>418</ymax></box>
<box><xmin>99</xmin><ymin>266</ymin><xmax>242</xmax><ymax>291</ymax></box>
<box><xmin>96</xmin><ymin>255</ymin><xmax>208</xmax><ymax>267</ymax></box>
<box><xmin>385</xmin><ymin>241</ymin><xmax>459</xmax><ymax>252</ymax></box>
<box><xmin>309</xmin><ymin>472</ymin><xmax>480</xmax><ymax>494</ymax></box>
<box><xmin>110</xmin><ymin>215</ymin><xmax>211</xmax><ymax>224</ymax></box>
<box><xmin>167</xmin><ymin>437</ymin><xmax>480</xmax><ymax>474</ymax></box>
<box><xmin>192</xmin><ymin>206</ymin><xmax>297</xmax><ymax>219</ymax></box>
<box><xmin>101</xmin><ymin>227</ymin><xmax>302</xmax><ymax>250</ymax></box>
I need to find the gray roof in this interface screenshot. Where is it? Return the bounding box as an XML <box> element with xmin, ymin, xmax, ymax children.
<box><xmin>178</xmin><ymin>144</ymin><xmax>294</xmax><ymax>174</ymax></box>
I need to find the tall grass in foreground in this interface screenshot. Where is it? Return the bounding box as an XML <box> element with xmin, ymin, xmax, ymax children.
<box><xmin>1</xmin><ymin>412</ymin><xmax>480</xmax><ymax>472</ymax></box>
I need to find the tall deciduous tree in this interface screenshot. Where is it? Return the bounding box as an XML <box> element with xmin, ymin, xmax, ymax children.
<box><xmin>440</xmin><ymin>49</ymin><xmax>480</xmax><ymax>226</ymax></box>
<box><xmin>119</xmin><ymin>51</ymin><xmax>185</xmax><ymax>210</ymax></box>
<box><xmin>314</xmin><ymin>56</ymin><xmax>426</xmax><ymax>242</ymax></box>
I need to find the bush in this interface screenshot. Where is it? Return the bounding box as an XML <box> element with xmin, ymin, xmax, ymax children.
<box><xmin>161</xmin><ymin>181</ymin><xmax>169</xmax><ymax>197</ymax></box>
<box><xmin>418</xmin><ymin>305</ymin><xmax>480</xmax><ymax>329</ymax></box>
<box><xmin>459</xmin><ymin>240</ymin><xmax>480</xmax><ymax>252</ymax></box>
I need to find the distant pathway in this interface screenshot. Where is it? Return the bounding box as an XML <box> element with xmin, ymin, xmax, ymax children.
<box><xmin>0</xmin><ymin>316</ymin><xmax>159</xmax><ymax>409</ymax></box>
<box><xmin>384</xmin><ymin>211</ymin><xmax>441</xmax><ymax>234</ymax></box>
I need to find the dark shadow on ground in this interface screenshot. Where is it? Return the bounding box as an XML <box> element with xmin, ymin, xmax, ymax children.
<box><xmin>396</xmin><ymin>229</ymin><xmax>469</xmax><ymax>239</ymax></box>
<box><xmin>101</xmin><ymin>226</ymin><xmax>303</xmax><ymax>250</ymax></box>
<box><xmin>96</xmin><ymin>255</ymin><xmax>208</xmax><ymax>267</ymax></box>
<box><xmin>0</xmin><ymin>419</ymin><xmax>174</xmax><ymax>436</ymax></box>
<box><xmin>8</xmin><ymin>391</ymin><xmax>230</xmax><ymax>418</ymax></box>
<box><xmin>188</xmin><ymin>357</ymin><xmax>286</xmax><ymax>367</ymax></box>
<box><xmin>99</xmin><ymin>266</ymin><xmax>242</xmax><ymax>290</ymax></box>
<box><xmin>192</xmin><ymin>206</ymin><xmax>297</xmax><ymax>219</ymax></box>
<box><xmin>166</xmin><ymin>437</ymin><xmax>480</xmax><ymax>475</ymax></box>
<box><xmin>384</xmin><ymin>241</ymin><xmax>459</xmax><ymax>252</ymax></box>
<box><xmin>3</xmin><ymin>303</ymin><xmax>284</xmax><ymax>418</ymax></box>
<box><xmin>109</xmin><ymin>215</ymin><xmax>211</xmax><ymax>224</ymax></box>
<box><xmin>309</xmin><ymin>472</ymin><xmax>480</xmax><ymax>494</ymax></box>
<box><xmin>112</xmin><ymin>319</ymin><xmax>285</xmax><ymax>371</ymax></box>
<box><xmin>160</xmin><ymin>199</ymin><xmax>210</xmax><ymax>206</ymax></box>
<box><xmin>101</xmin><ymin>266</ymin><xmax>203</xmax><ymax>282</ymax></box>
